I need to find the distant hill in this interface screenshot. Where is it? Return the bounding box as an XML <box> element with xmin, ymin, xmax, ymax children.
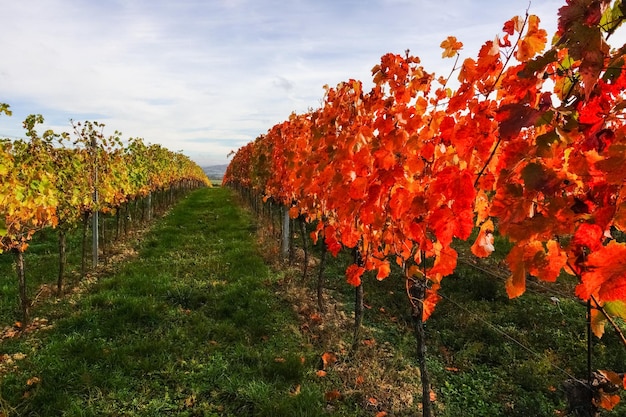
<box><xmin>203</xmin><ymin>164</ymin><xmax>228</xmax><ymax>180</ymax></box>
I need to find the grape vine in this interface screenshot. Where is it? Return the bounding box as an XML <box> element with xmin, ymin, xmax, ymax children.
<box><xmin>0</xmin><ymin>108</ymin><xmax>210</xmax><ymax>322</ymax></box>
<box><xmin>225</xmin><ymin>0</ymin><xmax>626</xmax><ymax>412</ymax></box>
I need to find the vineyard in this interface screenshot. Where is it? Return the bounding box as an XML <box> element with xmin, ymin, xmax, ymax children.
<box><xmin>0</xmin><ymin>107</ymin><xmax>210</xmax><ymax>323</ymax></box>
<box><xmin>1</xmin><ymin>0</ymin><xmax>626</xmax><ymax>415</ymax></box>
<box><xmin>224</xmin><ymin>0</ymin><xmax>626</xmax><ymax>415</ymax></box>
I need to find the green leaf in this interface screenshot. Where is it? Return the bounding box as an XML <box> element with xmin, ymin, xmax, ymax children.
<box><xmin>0</xmin><ymin>103</ymin><xmax>11</xmax><ymax>117</ymax></box>
<box><xmin>600</xmin><ymin>0</ymin><xmax>625</xmax><ymax>36</ymax></box>
<box><xmin>604</xmin><ymin>300</ymin><xmax>626</xmax><ymax>319</ymax></box>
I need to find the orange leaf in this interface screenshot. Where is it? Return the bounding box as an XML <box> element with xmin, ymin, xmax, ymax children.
<box><xmin>595</xmin><ymin>391</ymin><xmax>620</xmax><ymax>411</ymax></box>
<box><xmin>288</xmin><ymin>206</ymin><xmax>299</xmax><ymax>219</ymax></box>
<box><xmin>598</xmin><ymin>370</ymin><xmax>623</xmax><ymax>386</ymax></box>
<box><xmin>309</xmin><ymin>313</ymin><xmax>322</xmax><ymax>323</ymax></box>
<box><xmin>577</xmin><ymin>241</ymin><xmax>626</xmax><ymax>302</ymax></box>
<box><xmin>516</xmin><ymin>15</ymin><xmax>547</xmax><ymax>62</ymax></box>
<box><xmin>440</xmin><ymin>36</ymin><xmax>463</xmax><ymax>58</ymax></box>
<box><xmin>375</xmin><ymin>412</ymin><xmax>388</xmax><ymax>417</ymax></box>
<box><xmin>321</xmin><ymin>352</ymin><xmax>337</xmax><ymax>369</ymax></box>
<box><xmin>324</xmin><ymin>389</ymin><xmax>341</xmax><ymax>402</ymax></box>
<box><xmin>474</xmin><ymin>190</ymin><xmax>490</xmax><ymax>226</ymax></box>
<box><xmin>376</xmin><ymin>260</ymin><xmax>391</xmax><ymax>281</ymax></box>
<box><xmin>368</xmin><ymin>397</ymin><xmax>378</xmax><ymax>406</ymax></box>
<box><xmin>505</xmin><ymin>245</ymin><xmax>527</xmax><ymax>298</ymax></box>
<box><xmin>430</xmin><ymin>390</ymin><xmax>437</xmax><ymax>402</ymax></box>
<box><xmin>423</xmin><ymin>289</ymin><xmax>442</xmax><ymax>321</ymax></box>
<box><xmin>590</xmin><ymin>308</ymin><xmax>606</xmax><ymax>338</ymax></box>
<box><xmin>316</xmin><ymin>370</ymin><xmax>327</xmax><ymax>377</ymax></box>
<box><xmin>471</xmin><ymin>220</ymin><xmax>495</xmax><ymax>258</ymax></box>
<box><xmin>26</xmin><ymin>376</ymin><xmax>40</xmax><ymax>386</ymax></box>
<box><xmin>355</xmin><ymin>375</ymin><xmax>364</xmax><ymax>385</ymax></box>
<box><xmin>362</xmin><ymin>338</ymin><xmax>376</xmax><ymax>346</ymax></box>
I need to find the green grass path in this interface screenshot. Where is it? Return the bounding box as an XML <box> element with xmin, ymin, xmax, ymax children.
<box><xmin>0</xmin><ymin>187</ymin><xmax>328</xmax><ymax>416</ymax></box>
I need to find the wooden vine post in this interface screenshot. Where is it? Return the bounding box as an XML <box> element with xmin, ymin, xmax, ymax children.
<box><xmin>91</xmin><ymin>134</ymin><xmax>99</xmax><ymax>268</ymax></box>
<box><xmin>281</xmin><ymin>205</ymin><xmax>290</xmax><ymax>259</ymax></box>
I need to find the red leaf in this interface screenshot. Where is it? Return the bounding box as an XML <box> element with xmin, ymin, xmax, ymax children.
<box><xmin>573</xmin><ymin>223</ymin><xmax>604</xmax><ymax>251</ymax></box>
<box><xmin>346</xmin><ymin>264</ymin><xmax>365</xmax><ymax>287</ymax></box>
<box><xmin>538</xmin><ymin>240</ymin><xmax>567</xmax><ymax>282</ymax></box>
<box><xmin>503</xmin><ymin>16</ymin><xmax>523</xmax><ymax>35</ymax></box>
<box><xmin>324</xmin><ymin>227</ymin><xmax>342</xmax><ymax>257</ymax></box>
<box><xmin>349</xmin><ymin>177</ymin><xmax>368</xmax><ymax>200</ymax></box>
<box><xmin>428</xmin><ymin>245</ymin><xmax>458</xmax><ymax>283</ymax></box>
<box><xmin>496</xmin><ymin>103</ymin><xmax>542</xmax><ymax>139</ymax></box>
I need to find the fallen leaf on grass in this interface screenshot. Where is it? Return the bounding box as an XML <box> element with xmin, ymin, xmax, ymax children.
<box><xmin>310</xmin><ymin>313</ymin><xmax>322</xmax><ymax>323</ymax></box>
<box><xmin>324</xmin><ymin>390</ymin><xmax>341</xmax><ymax>402</ymax></box>
<box><xmin>316</xmin><ymin>370</ymin><xmax>327</xmax><ymax>377</ymax></box>
<box><xmin>26</xmin><ymin>377</ymin><xmax>40</xmax><ymax>386</ymax></box>
<box><xmin>184</xmin><ymin>395</ymin><xmax>196</xmax><ymax>408</ymax></box>
<box><xmin>321</xmin><ymin>352</ymin><xmax>337</xmax><ymax>369</ymax></box>
<box><xmin>289</xmin><ymin>384</ymin><xmax>301</xmax><ymax>396</ymax></box>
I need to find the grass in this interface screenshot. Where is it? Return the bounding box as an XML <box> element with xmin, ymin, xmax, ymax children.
<box><xmin>0</xmin><ymin>188</ymin><xmax>348</xmax><ymax>416</ymax></box>
<box><xmin>1</xmin><ymin>187</ymin><xmax>625</xmax><ymax>416</ymax></box>
<box><xmin>293</xmin><ymin>228</ymin><xmax>626</xmax><ymax>416</ymax></box>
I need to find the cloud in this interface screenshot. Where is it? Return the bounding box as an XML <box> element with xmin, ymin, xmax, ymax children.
<box><xmin>0</xmin><ymin>0</ymin><xmax>572</xmax><ymax>166</ymax></box>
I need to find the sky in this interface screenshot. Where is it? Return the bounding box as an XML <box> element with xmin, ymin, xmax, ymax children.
<box><xmin>0</xmin><ymin>0</ymin><xmax>568</xmax><ymax>167</ymax></box>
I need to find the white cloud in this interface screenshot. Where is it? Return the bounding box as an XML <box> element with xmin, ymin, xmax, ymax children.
<box><xmin>0</xmin><ymin>0</ymin><xmax>587</xmax><ymax>166</ymax></box>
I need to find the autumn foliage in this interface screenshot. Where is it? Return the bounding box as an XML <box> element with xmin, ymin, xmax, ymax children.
<box><xmin>225</xmin><ymin>0</ymin><xmax>626</xmax><ymax>401</ymax></box>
